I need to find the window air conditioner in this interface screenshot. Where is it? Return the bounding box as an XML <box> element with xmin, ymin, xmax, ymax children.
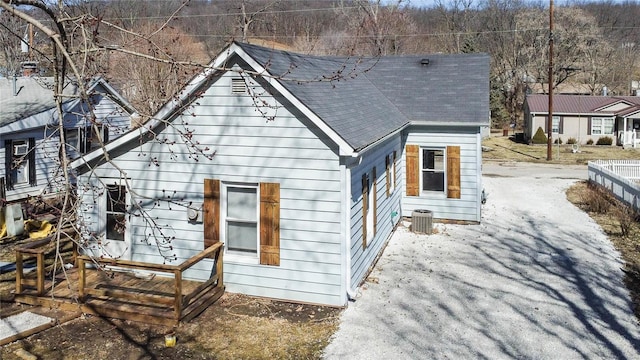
<box><xmin>14</xmin><ymin>144</ymin><xmax>28</xmax><ymax>156</ymax></box>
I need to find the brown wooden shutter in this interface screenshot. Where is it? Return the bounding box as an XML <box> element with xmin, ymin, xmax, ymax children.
<box><xmin>385</xmin><ymin>155</ymin><xmax>390</xmax><ymax>197</ymax></box>
<box><xmin>372</xmin><ymin>167</ymin><xmax>377</xmax><ymax>236</ymax></box>
<box><xmin>361</xmin><ymin>173</ymin><xmax>368</xmax><ymax>249</ymax></box>
<box><xmin>260</xmin><ymin>182</ymin><xmax>280</xmax><ymax>266</ymax></box>
<box><xmin>406</xmin><ymin>145</ymin><xmax>420</xmax><ymax>196</ymax></box>
<box><xmin>203</xmin><ymin>179</ymin><xmax>220</xmax><ymax>251</ymax></box>
<box><xmin>446</xmin><ymin>146</ymin><xmax>461</xmax><ymax>199</ymax></box>
<box><xmin>587</xmin><ymin>117</ymin><xmax>592</xmax><ymax>135</ymax></box>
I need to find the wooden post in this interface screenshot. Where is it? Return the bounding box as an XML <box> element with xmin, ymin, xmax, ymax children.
<box><xmin>78</xmin><ymin>258</ymin><xmax>85</xmax><ymax>299</ymax></box>
<box><xmin>36</xmin><ymin>253</ymin><xmax>44</xmax><ymax>295</ymax></box>
<box><xmin>15</xmin><ymin>252</ymin><xmax>23</xmax><ymax>294</ymax></box>
<box><xmin>174</xmin><ymin>270</ymin><xmax>182</xmax><ymax>320</ymax></box>
<box><xmin>216</xmin><ymin>248</ymin><xmax>224</xmax><ymax>288</ymax></box>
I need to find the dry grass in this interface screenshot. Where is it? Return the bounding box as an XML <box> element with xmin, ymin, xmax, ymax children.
<box><xmin>566</xmin><ymin>182</ymin><xmax>640</xmax><ymax>320</ymax></box>
<box><xmin>483</xmin><ymin>135</ymin><xmax>640</xmax><ymax>164</ymax></box>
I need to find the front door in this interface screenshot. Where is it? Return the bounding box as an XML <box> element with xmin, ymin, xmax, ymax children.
<box><xmin>101</xmin><ymin>181</ymin><xmax>130</xmax><ymax>259</ymax></box>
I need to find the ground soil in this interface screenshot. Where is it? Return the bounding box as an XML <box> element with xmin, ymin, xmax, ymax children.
<box><xmin>0</xmin><ymin>292</ymin><xmax>340</xmax><ymax>360</ymax></box>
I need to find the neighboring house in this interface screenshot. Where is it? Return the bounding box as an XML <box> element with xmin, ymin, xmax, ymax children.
<box><xmin>524</xmin><ymin>94</ymin><xmax>640</xmax><ymax>147</ymax></box>
<box><xmin>71</xmin><ymin>42</ymin><xmax>489</xmax><ymax>306</ymax></box>
<box><xmin>0</xmin><ymin>76</ymin><xmax>137</xmax><ymax>202</ymax></box>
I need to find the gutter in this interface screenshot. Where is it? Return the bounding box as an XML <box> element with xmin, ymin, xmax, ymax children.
<box><xmin>341</xmin><ymin>161</ymin><xmax>358</xmax><ymax>301</ymax></box>
<box><xmin>350</xmin><ymin>124</ymin><xmax>408</xmax><ymax>158</ymax></box>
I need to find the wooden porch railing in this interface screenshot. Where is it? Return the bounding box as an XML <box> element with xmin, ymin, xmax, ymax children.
<box><xmin>76</xmin><ymin>242</ymin><xmax>224</xmax><ymax>323</ymax></box>
<box><xmin>15</xmin><ymin>235</ymin><xmax>77</xmax><ymax>296</ymax></box>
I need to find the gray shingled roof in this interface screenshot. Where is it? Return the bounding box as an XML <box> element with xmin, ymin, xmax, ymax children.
<box><xmin>0</xmin><ymin>77</ymin><xmax>79</xmax><ymax>127</ymax></box>
<box><xmin>526</xmin><ymin>94</ymin><xmax>640</xmax><ymax>114</ymax></box>
<box><xmin>237</xmin><ymin>42</ymin><xmax>489</xmax><ymax>151</ymax></box>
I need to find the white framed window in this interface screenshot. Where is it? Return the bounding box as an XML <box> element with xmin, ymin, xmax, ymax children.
<box><xmin>222</xmin><ymin>182</ymin><xmax>259</xmax><ymax>257</ymax></box>
<box><xmin>65</xmin><ymin>125</ymin><xmax>107</xmax><ymax>155</ymax></box>
<box><xmin>552</xmin><ymin>116</ymin><xmax>561</xmax><ymax>134</ymax></box>
<box><xmin>365</xmin><ymin>172</ymin><xmax>374</xmax><ymax>241</ymax></box>
<box><xmin>105</xmin><ymin>183</ymin><xmax>127</xmax><ymax>242</ymax></box>
<box><xmin>11</xmin><ymin>140</ymin><xmax>29</xmax><ymax>184</ymax></box>
<box><xmin>591</xmin><ymin>117</ymin><xmax>614</xmax><ymax>135</ymax></box>
<box><xmin>421</xmin><ymin>148</ymin><xmax>445</xmax><ymax>193</ymax></box>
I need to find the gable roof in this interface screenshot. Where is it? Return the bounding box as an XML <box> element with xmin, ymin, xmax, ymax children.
<box><xmin>236</xmin><ymin>42</ymin><xmax>490</xmax><ymax>151</ymax></box>
<box><xmin>0</xmin><ymin>76</ymin><xmax>136</xmax><ymax>129</ymax></box>
<box><xmin>526</xmin><ymin>94</ymin><xmax>640</xmax><ymax>116</ymax></box>
<box><xmin>73</xmin><ymin>42</ymin><xmax>489</xmax><ymax>168</ymax></box>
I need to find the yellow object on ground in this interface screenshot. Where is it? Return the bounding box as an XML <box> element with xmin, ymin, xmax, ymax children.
<box><xmin>24</xmin><ymin>220</ymin><xmax>54</xmax><ymax>239</ymax></box>
<box><xmin>0</xmin><ymin>223</ymin><xmax>5</xmax><ymax>238</ymax></box>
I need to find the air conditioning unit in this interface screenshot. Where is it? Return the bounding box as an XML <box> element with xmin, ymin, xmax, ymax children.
<box><xmin>411</xmin><ymin>209</ymin><xmax>433</xmax><ymax>234</ymax></box>
<box><xmin>14</xmin><ymin>144</ymin><xmax>28</xmax><ymax>156</ymax></box>
<box><xmin>5</xmin><ymin>203</ymin><xmax>25</xmax><ymax>237</ymax></box>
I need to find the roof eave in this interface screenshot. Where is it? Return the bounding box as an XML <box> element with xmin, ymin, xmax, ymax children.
<box><xmin>409</xmin><ymin>120</ymin><xmax>489</xmax><ymax>127</ymax></box>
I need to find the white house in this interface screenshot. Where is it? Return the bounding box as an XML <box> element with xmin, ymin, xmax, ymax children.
<box><xmin>0</xmin><ymin>76</ymin><xmax>136</xmax><ymax>202</ymax></box>
<box><xmin>71</xmin><ymin>42</ymin><xmax>489</xmax><ymax>306</ymax></box>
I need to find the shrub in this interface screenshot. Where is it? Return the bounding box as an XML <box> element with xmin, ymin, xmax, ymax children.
<box><xmin>581</xmin><ymin>183</ymin><xmax>611</xmax><ymax>214</ymax></box>
<box><xmin>614</xmin><ymin>204</ymin><xmax>637</xmax><ymax>237</ymax></box>
<box><xmin>586</xmin><ymin>138</ymin><xmax>594</xmax><ymax>145</ymax></box>
<box><xmin>596</xmin><ymin>136</ymin><xmax>613</xmax><ymax>145</ymax></box>
<box><xmin>566</xmin><ymin>137</ymin><xmax>577</xmax><ymax>144</ymax></box>
<box><xmin>554</xmin><ymin>138</ymin><xmax>563</xmax><ymax>144</ymax></box>
<box><xmin>531</xmin><ymin>127</ymin><xmax>548</xmax><ymax>144</ymax></box>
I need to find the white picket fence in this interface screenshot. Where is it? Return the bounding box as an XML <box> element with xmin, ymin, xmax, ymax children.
<box><xmin>588</xmin><ymin>160</ymin><xmax>640</xmax><ymax>210</ymax></box>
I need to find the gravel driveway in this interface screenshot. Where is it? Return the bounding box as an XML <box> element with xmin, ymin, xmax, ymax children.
<box><xmin>323</xmin><ymin>163</ymin><xmax>640</xmax><ymax>359</ymax></box>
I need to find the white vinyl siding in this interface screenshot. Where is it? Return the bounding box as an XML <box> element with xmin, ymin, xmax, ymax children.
<box><xmin>1</xmin><ymin>85</ymin><xmax>132</xmax><ymax>202</ymax></box>
<box><xmin>77</xmin><ymin>71</ymin><xmax>345</xmax><ymax>305</ymax></box>
<box><xmin>349</xmin><ymin>135</ymin><xmax>402</xmax><ymax>290</ymax></box>
<box><xmin>402</xmin><ymin>126</ymin><xmax>482</xmax><ymax>223</ymax></box>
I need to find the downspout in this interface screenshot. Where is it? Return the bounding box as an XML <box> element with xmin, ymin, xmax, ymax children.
<box><xmin>12</xmin><ymin>75</ymin><xmax>17</xmax><ymax>96</ymax></box>
<box><xmin>341</xmin><ymin>160</ymin><xmax>358</xmax><ymax>301</ymax></box>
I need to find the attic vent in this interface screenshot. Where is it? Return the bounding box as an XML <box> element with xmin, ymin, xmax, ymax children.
<box><xmin>231</xmin><ymin>78</ymin><xmax>246</xmax><ymax>94</ymax></box>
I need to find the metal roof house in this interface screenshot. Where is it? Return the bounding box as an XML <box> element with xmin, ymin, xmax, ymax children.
<box><xmin>71</xmin><ymin>42</ymin><xmax>489</xmax><ymax>306</ymax></box>
<box><xmin>525</xmin><ymin>94</ymin><xmax>640</xmax><ymax>147</ymax></box>
<box><xmin>0</xmin><ymin>76</ymin><xmax>137</xmax><ymax>202</ymax></box>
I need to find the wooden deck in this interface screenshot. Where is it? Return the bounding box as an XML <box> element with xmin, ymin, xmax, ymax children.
<box><xmin>14</xmin><ymin>241</ymin><xmax>224</xmax><ymax>326</ymax></box>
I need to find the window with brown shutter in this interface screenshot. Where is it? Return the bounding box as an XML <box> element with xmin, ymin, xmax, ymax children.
<box><xmin>260</xmin><ymin>182</ymin><xmax>280</xmax><ymax>266</ymax></box>
<box><xmin>407</xmin><ymin>144</ymin><xmax>461</xmax><ymax>198</ymax></box>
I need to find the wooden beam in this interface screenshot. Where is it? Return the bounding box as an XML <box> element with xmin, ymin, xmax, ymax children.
<box><xmin>84</xmin><ymin>288</ymin><xmax>175</xmax><ymax>306</ymax></box>
<box><xmin>182</xmin><ymin>275</ymin><xmax>218</xmax><ymax>306</ymax></box>
<box><xmin>181</xmin><ymin>286</ymin><xmax>224</xmax><ymax>323</ymax></box>
<box><xmin>16</xmin><ymin>252</ymin><xmax>23</xmax><ymax>294</ymax></box>
<box><xmin>36</xmin><ymin>252</ymin><xmax>44</xmax><ymax>295</ymax></box>
<box><xmin>78</xmin><ymin>258</ymin><xmax>85</xmax><ymax>299</ymax></box>
<box><xmin>177</xmin><ymin>242</ymin><xmax>222</xmax><ymax>271</ymax></box>
<box><xmin>174</xmin><ymin>270</ymin><xmax>182</xmax><ymax>320</ymax></box>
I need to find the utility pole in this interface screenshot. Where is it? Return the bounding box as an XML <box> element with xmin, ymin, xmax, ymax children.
<box><xmin>547</xmin><ymin>0</ymin><xmax>554</xmax><ymax>161</ymax></box>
